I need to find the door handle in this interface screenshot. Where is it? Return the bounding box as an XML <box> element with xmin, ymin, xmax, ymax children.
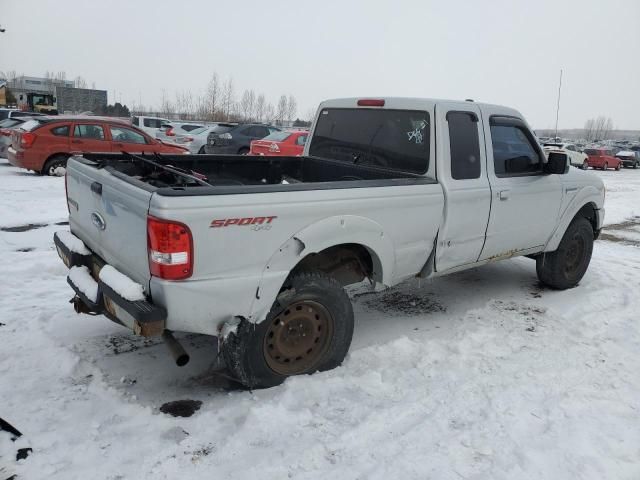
<box><xmin>499</xmin><ymin>189</ymin><xmax>510</xmax><ymax>200</ymax></box>
<box><xmin>90</xmin><ymin>181</ymin><xmax>102</xmax><ymax>195</ymax></box>
<box><xmin>565</xmin><ymin>187</ymin><xmax>578</xmax><ymax>193</ymax></box>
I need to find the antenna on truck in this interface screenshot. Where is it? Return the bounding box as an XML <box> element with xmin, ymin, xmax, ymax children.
<box><xmin>554</xmin><ymin>69</ymin><xmax>563</xmax><ymax>141</ymax></box>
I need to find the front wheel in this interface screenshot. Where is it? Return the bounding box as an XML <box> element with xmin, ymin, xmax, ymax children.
<box><xmin>222</xmin><ymin>272</ymin><xmax>354</xmax><ymax>388</ymax></box>
<box><xmin>582</xmin><ymin>160</ymin><xmax>589</xmax><ymax>170</ymax></box>
<box><xmin>536</xmin><ymin>217</ymin><xmax>594</xmax><ymax>290</ymax></box>
<box><xmin>615</xmin><ymin>163</ymin><xmax>621</xmax><ymax>171</ymax></box>
<box><xmin>634</xmin><ymin>162</ymin><xmax>639</xmax><ymax>169</ymax></box>
<box><xmin>602</xmin><ymin>162</ymin><xmax>608</xmax><ymax>171</ymax></box>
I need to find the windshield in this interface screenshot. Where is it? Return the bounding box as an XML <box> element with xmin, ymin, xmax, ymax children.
<box><xmin>261</xmin><ymin>131</ymin><xmax>291</xmax><ymax>142</ymax></box>
<box><xmin>309</xmin><ymin>108</ymin><xmax>430</xmax><ymax>173</ymax></box>
<box><xmin>19</xmin><ymin>119</ymin><xmax>45</xmax><ymax>132</ymax></box>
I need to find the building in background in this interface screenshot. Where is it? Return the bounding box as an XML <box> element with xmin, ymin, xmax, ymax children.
<box><xmin>0</xmin><ymin>74</ymin><xmax>107</xmax><ymax>114</ymax></box>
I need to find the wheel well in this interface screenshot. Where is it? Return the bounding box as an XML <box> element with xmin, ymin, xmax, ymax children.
<box><xmin>576</xmin><ymin>202</ymin><xmax>598</xmax><ymax>237</ymax></box>
<box><xmin>42</xmin><ymin>153</ymin><xmax>69</xmax><ymax>173</ymax></box>
<box><xmin>288</xmin><ymin>243</ymin><xmax>379</xmax><ymax>287</ymax></box>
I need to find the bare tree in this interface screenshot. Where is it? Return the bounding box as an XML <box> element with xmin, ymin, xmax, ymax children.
<box><xmin>584</xmin><ymin>115</ymin><xmax>614</xmax><ymax>141</ymax></box>
<box><xmin>276</xmin><ymin>95</ymin><xmax>288</xmax><ymax>126</ymax></box>
<box><xmin>264</xmin><ymin>102</ymin><xmax>275</xmax><ymax>124</ymax></box>
<box><xmin>205</xmin><ymin>72</ymin><xmax>221</xmax><ymax>121</ymax></box>
<box><xmin>239</xmin><ymin>89</ymin><xmax>256</xmax><ymax>121</ymax></box>
<box><xmin>255</xmin><ymin>93</ymin><xmax>266</xmax><ymax>122</ymax></box>
<box><xmin>160</xmin><ymin>89</ymin><xmax>175</xmax><ymax>117</ymax></box>
<box><xmin>221</xmin><ymin>77</ymin><xmax>235</xmax><ymax>120</ymax></box>
<box><xmin>286</xmin><ymin>95</ymin><xmax>297</xmax><ymax>123</ymax></box>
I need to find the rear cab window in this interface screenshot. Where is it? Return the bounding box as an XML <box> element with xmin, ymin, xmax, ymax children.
<box><xmin>309</xmin><ymin>108</ymin><xmax>430</xmax><ymax>174</ymax></box>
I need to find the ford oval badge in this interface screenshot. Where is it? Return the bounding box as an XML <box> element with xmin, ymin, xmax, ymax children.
<box><xmin>91</xmin><ymin>212</ymin><xmax>106</xmax><ymax>231</ymax></box>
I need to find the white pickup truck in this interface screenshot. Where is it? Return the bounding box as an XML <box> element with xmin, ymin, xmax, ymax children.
<box><xmin>54</xmin><ymin>97</ymin><xmax>605</xmax><ymax>388</ymax></box>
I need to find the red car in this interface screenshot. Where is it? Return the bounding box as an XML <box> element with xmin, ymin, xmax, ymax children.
<box><xmin>584</xmin><ymin>148</ymin><xmax>622</xmax><ymax>171</ymax></box>
<box><xmin>249</xmin><ymin>130</ymin><xmax>308</xmax><ymax>156</ymax></box>
<box><xmin>8</xmin><ymin>116</ymin><xmax>189</xmax><ymax>175</ymax></box>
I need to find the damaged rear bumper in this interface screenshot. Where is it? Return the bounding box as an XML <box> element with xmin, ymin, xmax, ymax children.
<box><xmin>54</xmin><ymin>231</ymin><xmax>167</xmax><ymax>337</ymax></box>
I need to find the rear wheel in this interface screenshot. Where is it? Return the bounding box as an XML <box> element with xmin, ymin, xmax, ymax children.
<box><xmin>222</xmin><ymin>271</ymin><xmax>354</xmax><ymax>388</ymax></box>
<box><xmin>198</xmin><ymin>146</ymin><xmax>206</xmax><ymax>154</ymax></box>
<box><xmin>42</xmin><ymin>155</ymin><xmax>68</xmax><ymax>176</ymax></box>
<box><xmin>536</xmin><ymin>217</ymin><xmax>594</xmax><ymax>290</ymax></box>
<box><xmin>238</xmin><ymin>147</ymin><xmax>250</xmax><ymax>155</ymax></box>
<box><xmin>582</xmin><ymin>160</ymin><xmax>589</xmax><ymax>170</ymax></box>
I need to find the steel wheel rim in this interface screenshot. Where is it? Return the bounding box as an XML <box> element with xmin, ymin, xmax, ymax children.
<box><xmin>263</xmin><ymin>300</ymin><xmax>334</xmax><ymax>375</ymax></box>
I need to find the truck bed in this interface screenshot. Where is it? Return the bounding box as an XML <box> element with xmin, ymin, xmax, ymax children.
<box><xmin>78</xmin><ymin>153</ymin><xmax>435</xmax><ymax>196</ymax></box>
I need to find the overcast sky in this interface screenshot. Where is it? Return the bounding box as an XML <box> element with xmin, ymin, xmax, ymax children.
<box><xmin>1</xmin><ymin>0</ymin><xmax>638</xmax><ymax>129</ymax></box>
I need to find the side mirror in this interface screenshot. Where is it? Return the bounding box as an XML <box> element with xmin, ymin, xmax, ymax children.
<box><xmin>544</xmin><ymin>152</ymin><xmax>569</xmax><ymax>174</ymax></box>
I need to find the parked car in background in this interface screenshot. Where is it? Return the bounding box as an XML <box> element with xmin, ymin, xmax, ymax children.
<box><xmin>8</xmin><ymin>116</ymin><xmax>188</xmax><ymax>175</ymax></box>
<box><xmin>131</xmin><ymin>115</ymin><xmax>170</xmax><ymax>136</ymax></box>
<box><xmin>584</xmin><ymin>148</ymin><xmax>622</xmax><ymax>171</ymax></box>
<box><xmin>204</xmin><ymin>123</ymin><xmax>279</xmax><ymax>155</ymax></box>
<box><xmin>170</xmin><ymin>125</ymin><xmax>221</xmax><ymax>154</ymax></box>
<box><xmin>615</xmin><ymin>150</ymin><xmax>640</xmax><ymax>169</ymax></box>
<box><xmin>0</xmin><ymin>108</ymin><xmax>46</xmax><ymax>120</ymax></box>
<box><xmin>0</xmin><ymin>116</ymin><xmax>44</xmax><ymax>158</ymax></box>
<box><xmin>250</xmin><ymin>130</ymin><xmax>308</xmax><ymax>156</ymax></box>
<box><xmin>543</xmin><ymin>142</ymin><xmax>589</xmax><ymax>169</ymax></box>
<box><xmin>155</xmin><ymin>122</ymin><xmax>205</xmax><ymax>142</ymax></box>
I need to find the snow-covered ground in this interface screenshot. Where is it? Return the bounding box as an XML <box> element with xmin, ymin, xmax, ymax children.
<box><xmin>1</xmin><ymin>159</ymin><xmax>639</xmax><ymax>479</ymax></box>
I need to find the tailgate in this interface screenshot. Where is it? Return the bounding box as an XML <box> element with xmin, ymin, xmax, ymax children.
<box><xmin>66</xmin><ymin>157</ymin><xmax>152</xmax><ymax>288</ymax></box>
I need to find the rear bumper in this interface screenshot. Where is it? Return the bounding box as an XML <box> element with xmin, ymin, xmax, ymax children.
<box><xmin>7</xmin><ymin>147</ymin><xmax>42</xmax><ymax>171</ymax></box>
<box><xmin>54</xmin><ymin>231</ymin><xmax>167</xmax><ymax>337</ymax></box>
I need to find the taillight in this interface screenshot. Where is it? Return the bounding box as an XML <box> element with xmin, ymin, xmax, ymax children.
<box><xmin>269</xmin><ymin>143</ymin><xmax>280</xmax><ymax>153</ymax></box>
<box><xmin>357</xmin><ymin>99</ymin><xmax>385</xmax><ymax>107</ymax></box>
<box><xmin>21</xmin><ymin>132</ymin><xmax>36</xmax><ymax>148</ymax></box>
<box><xmin>147</xmin><ymin>216</ymin><xmax>193</xmax><ymax>280</ymax></box>
<box><xmin>166</xmin><ymin>128</ymin><xmax>175</xmax><ymax>136</ymax></box>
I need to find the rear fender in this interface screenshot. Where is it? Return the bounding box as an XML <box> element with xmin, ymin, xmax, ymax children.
<box><xmin>249</xmin><ymin>215</ymin><xmax>395</xmax><ymax>323</ymax></box>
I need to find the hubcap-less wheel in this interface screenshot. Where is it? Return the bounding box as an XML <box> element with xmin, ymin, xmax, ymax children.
<box><xmin>582</xmin><ymin>161</ymin><xmax>588</xmax><ymax>170</ymax></box>
<box><xmin>263</xmin><ymin>300</ymin><xmax>334</xmax><ymax>375</ymax></box>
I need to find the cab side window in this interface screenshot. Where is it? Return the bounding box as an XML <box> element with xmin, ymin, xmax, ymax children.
<box><xmin>490</xmin><ymin>122</ymin><xmax>542</xmax><ymax>176</ymax></box>
<box><xmin>51</xmin><ymin>125</ymin><xmax>70</xmax><ymax>137</ymax></box>
<box><xmin>448</xmin><ymin>112</ymin><xmax>481</xmax><ymax>180</ymax></box>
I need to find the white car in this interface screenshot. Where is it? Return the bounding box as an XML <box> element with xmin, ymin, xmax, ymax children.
<box><xmin>131</xmin><ymin>115</ymin><xmax>171</xmax><ymax>136</ymax></box>
<box><xmin>543</xmin><ymin>142</ymin><xmax>589</xmax><ymax>169</ymax></box>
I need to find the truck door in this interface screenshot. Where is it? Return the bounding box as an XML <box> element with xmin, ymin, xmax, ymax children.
<box><xmin>479</xmin><ymin>114</ymin><xmax>562</xmax><ymax>260</ymax></box>
<box><xmin>435</xmin><ymin>103</ymin><xmax>492</xmax><ymax>272</ymax></box>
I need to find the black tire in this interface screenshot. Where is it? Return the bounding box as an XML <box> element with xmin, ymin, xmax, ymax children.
<box><xmin>602</xmin><ymin>162</ymin><xmax>608</xmax><ymax>171</ymax></box>
<box><xmin>42</xmin><ymin>155</ymin><xmax>68</xmax><ymax>176</ymax></box>
<box><xmin>615</xmin><ymin>163</ymin><xmax>621</xmax><ymax>171</ymax></box>
<box><xmin>198</xmin><ymin>146</ymin><xmax>206</xmax><ymax>154</ymax></box>
<box><xmin>634</xmin><ymin>162</ymin><xmax>639</xmax><ymax>169</ymax></box>
<box><xmin>536</xmin><ymin>217</ymin><xmax>594</xmax><ymax>290</ymax></box>
<box><xmin>238</xmin><ymin>147</ymin><xmax>250</xmax><ymax>155</ymax></box>
<box><xmin>582</xmin><ymin>160</ymin><xmax>589</xmax><ymax>170</ymax></box>
<box><xmin>222</xmin><ymin>272</ymin><xmax>354</xmax><ymax>389</ymax></box>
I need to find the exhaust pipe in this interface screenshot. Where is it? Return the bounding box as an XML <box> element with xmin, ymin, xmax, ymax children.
<box><xmin>72</xmin><ymin>295</ymin><xmax>93</xmax><ymax>315</ymax></box>
<box><xmin>162</xmin><ymin>330</ymin><xmax>190</xmax><ymax>367</ymax></box>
